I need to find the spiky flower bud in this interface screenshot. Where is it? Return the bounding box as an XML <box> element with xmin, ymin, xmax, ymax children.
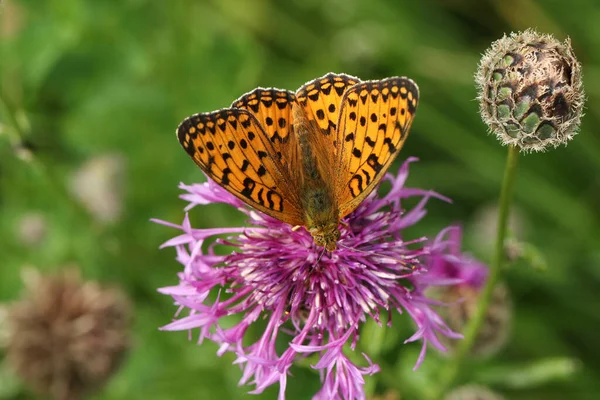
<box><xmin>476</xmin><ymin>29</ymin><xmax>584</xmax><ymax>152</ymax></box>
<box><xmin>445</xmin><ymin>384</ymin><xmax>505</xmax><ymax>400</ymax></box>
<box><xmin>2</xmin><ymin>268</ymin><xmax>131</xmax><ymax>400</ymax></box>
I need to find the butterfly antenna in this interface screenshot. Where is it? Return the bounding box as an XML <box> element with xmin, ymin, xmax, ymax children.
<box><xmin>316</xmin><ymin>247</ymin><xmax>327</xmax><ymax>264</ymax></box>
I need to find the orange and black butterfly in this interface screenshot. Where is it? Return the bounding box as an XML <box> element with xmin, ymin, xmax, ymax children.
<box><xmin>177</xmin><ymin>73</ymin><xmax>419</xmax><ymax>251</ymax></box>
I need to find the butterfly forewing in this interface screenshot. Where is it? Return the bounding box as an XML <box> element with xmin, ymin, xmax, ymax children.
<box><xmin>177</xmin><ymin>109</ymin><xmax>304</xmax><ymax>226</ymax></box>
<box><xmin>296</xmin><ymin>73</ymin><xmax>362</xmax><ymax>151</ymax></box>
<box><xmin>334</xmin><ymin>77</ymin><xmax>419</xmax><ymax>218</ymax></box>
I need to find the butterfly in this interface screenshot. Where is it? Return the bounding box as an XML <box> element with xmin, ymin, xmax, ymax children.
<box><xmin>177</xmin><ymin>73</ymin><xmax>419</xmax><ymax>251</ymax></box>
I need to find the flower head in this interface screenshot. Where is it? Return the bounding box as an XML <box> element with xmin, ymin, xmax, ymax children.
<box><xmin>427</xmin><ymin>229</ymin><xmax>511</xmax><ymax>358</ymax></box>
<box><xmin>1</xmin><ymin>268</ymin><xmax>131</xmax><ymax>400</ymax></box>
<box><xmin>476</xmin><ymin>29</ymin><xmax>584</xmax><ymax>152</ymax></box>
<box><xmin>154</xmin><ymin>158</ymin><xmax>487</xmax><ymax>399</ymax></box>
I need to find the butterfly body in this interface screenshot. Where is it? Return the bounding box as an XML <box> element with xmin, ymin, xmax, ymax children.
<box><xmin>292</xmin><ymin>102</ymin><xmax>341</xmax><ymax>251</ymax></box>
<box><xmin>177</xmin><ymin>73</ymin><xmax>419</xmax><ymax>251</ymax></box>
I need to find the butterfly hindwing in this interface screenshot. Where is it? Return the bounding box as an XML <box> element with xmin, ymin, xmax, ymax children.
<box><xmin>177</xmin><ymin>108</ymin><xmax>304</xmax><ymax>225</ymax></box>
<box><xmin>334</xmin><ymin>77</ymin><xmax>419</xmax><ymax>217</ymax></box>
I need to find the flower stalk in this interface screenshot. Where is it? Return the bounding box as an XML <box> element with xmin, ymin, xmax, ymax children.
<box><xmin>433</xmin><ymin>145</ymin><xmax>519</xmax><ymax>398</ymax></box>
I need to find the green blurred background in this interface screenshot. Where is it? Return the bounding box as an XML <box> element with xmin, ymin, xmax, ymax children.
<box><xmin>1</xmin><ymin>0</ymin><xmax>599</xmax><ymax>399</ymax></box>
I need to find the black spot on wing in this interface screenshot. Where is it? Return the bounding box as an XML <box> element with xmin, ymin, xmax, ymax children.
<box><xmin>257</xmin><ymin>165</ymin><xmax>266</xmax><ymax>177</ymax></box>
<box><xmin>221</xmin><ymin>167</ymin><xmax>232</xmax><ymax>185</ymax></box>
<box><xmin>256</xmin><ymin>188</ymin><xmax>265</xmax><ymax>206</ymax></box>
<box><xmin>383</xmin><ymin>137</ymin><xmax>396</xmax><ymax>154</ymax></box>
<box><xmin>241</xmin><ymin>159</ymin><xmax>250</xmax><ymax>172</ymax></box>
<box><xmin>241</xmin><ymin>177</ymin><xmax>255</xmax><ymax>198</ymax></box>
<box><xmin>349</xmin><ymin>174</ymin><xmax>363</xmax><ymax>197</ymax></box>
<box><xmin>362</xmin><ymin>168</ymin><xmax>371</xmax><ymax>185</ymax></box>
<box><xmin>266</xmin><ymin>190</ymin><xmax>283</xmax><ymax>211</ymax></box>
<box><xmin>366</xmin><ymin>154</ymin><xmax>382</xmax><ymax>172</ymax></box>
<box><xmin>248</xmin><ymin>102</ymin><xmax>259</xmax><ymax>113</ymax></box>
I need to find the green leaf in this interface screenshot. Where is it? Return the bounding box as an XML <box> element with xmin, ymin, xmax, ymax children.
<box><xmin>474</xmin><ymin>357</ymin><xmax>580</xmax><ymax>389</ymax></box>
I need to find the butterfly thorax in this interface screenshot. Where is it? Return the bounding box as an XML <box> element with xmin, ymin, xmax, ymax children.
<box><xmin>292</xmin><ymin>103</ymin><xmax>341</xmax><ymax>251</ymax></box>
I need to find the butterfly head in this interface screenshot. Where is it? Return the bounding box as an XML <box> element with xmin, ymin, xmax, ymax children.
<box><xmin>309</xmin><ymin>223</ymin><xmax>341</xmax><ymax>252</ymax></box>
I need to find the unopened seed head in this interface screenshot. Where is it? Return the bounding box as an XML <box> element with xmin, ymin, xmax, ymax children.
<box><xmin>476</xmin><ymin>29</ymin><xmax>584</xmax><ymax>152</ymax></box>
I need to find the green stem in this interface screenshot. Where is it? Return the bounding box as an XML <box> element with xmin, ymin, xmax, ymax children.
<box><xmin>0</xmin><ymin>91</ymin><xmax>26</xmax><ymax>145</ymax></box>
<box><xmin>430</xmin><ymin>145</ymin><xmax>519</xmax><ymax>399</ymax></box>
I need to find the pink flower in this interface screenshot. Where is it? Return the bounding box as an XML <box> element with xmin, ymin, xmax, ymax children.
<box><xmin>153</xmin><ymin>158</ymin><xmax>487</xmax><ymax>399</ymax></box>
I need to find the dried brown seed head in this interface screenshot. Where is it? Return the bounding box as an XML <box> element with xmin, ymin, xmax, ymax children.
<box><xmin>2</xmin><ymin>268</ymin><xmax>131</xmax><ymax>400</ymax></box>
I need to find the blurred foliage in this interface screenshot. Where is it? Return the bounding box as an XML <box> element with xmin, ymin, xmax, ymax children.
<box><xmin>1</xmin><ymin>0</ymin><xmax>599</xmax><ymax>399</ymax></box>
